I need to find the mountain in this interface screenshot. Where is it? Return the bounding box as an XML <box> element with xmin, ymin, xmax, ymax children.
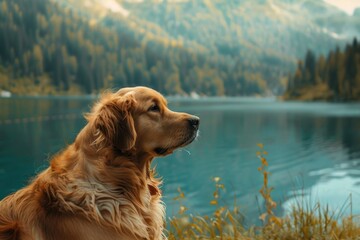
<box><xmin>123</xmin><ymin>0</ymin><xmax>347</xmax><ymax>55</ymax></box>
<box><xmin>0</xmin><ymin>0</ymin><xmax>359</xmax><ymax>96</ymax></box>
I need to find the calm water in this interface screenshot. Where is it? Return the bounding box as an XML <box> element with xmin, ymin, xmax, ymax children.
<box><xmin>1</xmin><ymin>97</ymin><xmax>360</xmax><ymax>225</ymax></box>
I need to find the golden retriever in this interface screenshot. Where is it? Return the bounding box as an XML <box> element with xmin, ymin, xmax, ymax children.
<box><xmin>0</xmin><ymin>86</ymin><xmax>200</xmax><ymax>240</ymax></box>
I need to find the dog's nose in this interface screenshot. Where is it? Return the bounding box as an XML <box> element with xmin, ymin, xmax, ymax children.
<box><xmin>188</xmin><ymin>116</ymin><xmax>200</xmax><ymax>130</ymax></box>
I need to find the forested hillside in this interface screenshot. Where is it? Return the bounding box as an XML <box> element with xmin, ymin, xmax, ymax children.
<box><xmin>284</xmin><ymin>38</ymin><xmax>360</xmax><ymax>101</ymax></box>
<box><xmin>0</xmin><ymin>0</ymin><xmax>359</xmax><ymax>96</ymax></box>
<box><xmin>0</xmin><ymin>0</ymin><xmax>269</xmax><ymax>96</ymax></box>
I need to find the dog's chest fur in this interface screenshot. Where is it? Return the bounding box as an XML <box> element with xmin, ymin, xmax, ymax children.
<box><xmin>35</xmin><ymin>170</ymin><xmax>165</xmax><ymax>240</ymax></box>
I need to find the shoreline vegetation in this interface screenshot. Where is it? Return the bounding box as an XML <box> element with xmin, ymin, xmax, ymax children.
<box><xmin>284</xmin><ymin>38</ymin><xmax>360</xmax><ymax>102</ymax></box>
<box><xmin>167</xmin><ymin>145</ymin><xmax>360</xmax><ymax>239</ymax></box>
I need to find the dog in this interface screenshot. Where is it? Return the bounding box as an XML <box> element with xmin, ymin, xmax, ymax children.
<box><xmin>0</xmin><ymin>86</ymin><xmax>200</xmax><ymax>240</ymax></box>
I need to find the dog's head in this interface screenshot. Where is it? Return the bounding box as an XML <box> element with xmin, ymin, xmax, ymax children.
<box><xmin>88</xmin><ymin>87</ymin><xmax>199</xmax><ymax>157</ymax></box>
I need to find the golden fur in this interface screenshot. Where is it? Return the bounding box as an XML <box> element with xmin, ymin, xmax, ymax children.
<box><xmin>0</xmin><ymin>87</ymin><xmax>199</xmax><ymax>240</ymax></box>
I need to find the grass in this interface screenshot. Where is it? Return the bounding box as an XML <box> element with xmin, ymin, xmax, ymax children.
<box><xmin>167</xmin><ymin>144</ymin><xmax>360</xmax><ymax>239</ymax></box>
<box><xmin>282</xmin><ymin>83</ymin><xmax>334</xmax><ymax>101</ymax></box>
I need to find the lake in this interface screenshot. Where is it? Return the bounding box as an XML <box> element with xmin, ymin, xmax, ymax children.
<box><xmin>1</xmin><ymin>97</ymin><xmax>360</xmax><ymax>225</ymax></box>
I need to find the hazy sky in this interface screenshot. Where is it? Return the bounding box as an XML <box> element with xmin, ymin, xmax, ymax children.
<box><xmin>325</xmin><ymin>0</ymin><xmax>360</xmax><ymax>15</ymax></box>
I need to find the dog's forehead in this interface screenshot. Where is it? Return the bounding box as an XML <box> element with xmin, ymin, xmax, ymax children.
<box><xmin>117</xmin><ymin>87</ymin><xmax>167</xmax><ymax>105</ymax></box>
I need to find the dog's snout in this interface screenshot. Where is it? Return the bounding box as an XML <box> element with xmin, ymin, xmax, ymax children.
<box><xmin>188</xmin><ymin>116</ymin><xmax>200</xmax><ymax>130</ymax></box>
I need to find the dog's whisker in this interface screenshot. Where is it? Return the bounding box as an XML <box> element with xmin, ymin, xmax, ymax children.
<box><xmin>178</xmin><ymin>149</ymin><xmax>191</xmax><ymax>155</ymax></box>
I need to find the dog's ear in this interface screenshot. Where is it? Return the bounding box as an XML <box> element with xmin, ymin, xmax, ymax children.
<box><xmin>91</xmin><ymin>93</ymin><xmax>137</xmax><ymax>151</ymax></box>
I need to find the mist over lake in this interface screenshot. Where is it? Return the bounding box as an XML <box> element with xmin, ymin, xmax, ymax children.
<box><xmin>1</xmin><ymin>97</ymin><xmax>359</xmax><ymax>224</ymax></box>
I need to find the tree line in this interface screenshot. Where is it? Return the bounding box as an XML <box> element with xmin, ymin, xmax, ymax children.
<box><xmin>0</xmin><ymin>0</ymin><xmax>279</xmax><ymax>96</ymax></box>
<box><xmin>285</xmin><ymin>38</ymin><xmax>360</xmax><ymax>101</ymax></box>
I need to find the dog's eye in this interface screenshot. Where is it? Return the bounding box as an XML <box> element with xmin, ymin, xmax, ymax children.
<box><xmin>148</xmin><ymin>104</ymin><xmax>160</xmax><ymax>112</ymax></box>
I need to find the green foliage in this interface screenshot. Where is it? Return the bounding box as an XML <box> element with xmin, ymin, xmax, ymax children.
<box><xmin>285</xmin><ymin>38</ymin><xmax>360</xmax><ymax>101</ymax></box>
<box><xmin>0</xmin><ymin>0</ymin><xmax>274</xmax><ymax>96</ymax></box>
<box><xmin>168</xmin><ymin>144</ymin><xmax>360</xmax><ymax>239</ymax></box>
<box><xmin>123</xmin><ymin>0</ymin><xmax>358</xmax><ymax>95</ymax></box>
<box><xmin>1</xmin><ymin>0</ymin><xmax>357</xmax><ymax>96</ymax></box>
